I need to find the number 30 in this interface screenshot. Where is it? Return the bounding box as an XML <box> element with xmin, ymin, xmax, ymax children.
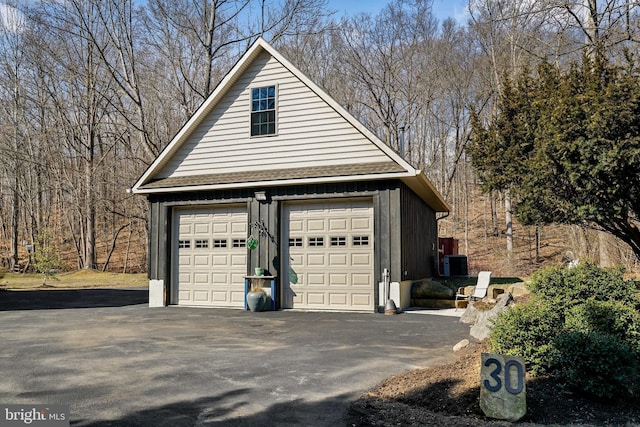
<box><xmin>483</xmin><ymin>357</ymin><xmax>524</xmax><ymax>394</ymax></box>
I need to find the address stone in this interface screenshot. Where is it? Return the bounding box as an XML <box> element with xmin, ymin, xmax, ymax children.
<box><xmin>480</xmin><ymin>352</ymin><xmax>526</xmax><ymax>421</ymax></box>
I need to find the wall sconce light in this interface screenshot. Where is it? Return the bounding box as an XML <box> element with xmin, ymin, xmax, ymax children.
<box><xmin>255</xmin><ymin>191</ymin><xmax>267</xmax><ymax>201</ymax></box>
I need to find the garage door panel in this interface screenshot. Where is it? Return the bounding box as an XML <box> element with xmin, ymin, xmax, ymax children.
<box><xmin>212</xmin><ymin>255</ymin><xmax>229</xmax><ymax>266</ymax></box>
<box><xmin>307</xmin><ymin>219</ymin><xmax>325</xmax><ymax>231</ymax></box>
<box><xmin>329</xmin><ymin>253</ymin><xmax>348</xmax><ymax>266</ymax></box>
<box><xmin>290</xmin><ymin>219</ymin><xmax>303</xmax><ymax>232</ymax></box>
<box><xmin>231</xmin><ymin>222</ymin><xmax>247</xmax><ymax>233</ymax></box>
<box><xmin>194</xmin><ymin>273</ymin><xmax>209</xmax><ymax>284</ymax></box>
<box><xmin>212</xmin><ymin>273</ymin><xmax>229</xmax><ymax>284</ymax></box>
<box><xmin>329</xmin><ymin>218</ymin><xmax>347</xmax><ymax>231</ymax></box>
<box><xmin>352</xmin><ymin>294</ymin><xmax>371</xmax><ymax>306</ymax></box>
<box><xmin>193</xmin><ymin>223</ymin><xmax>209</xmax><ymax>234</ymax></box>
<box><xmin>351</xmin><ymin>217</ymin><xmax>371</xmax><ymax>230</ymax></box>
<box><xmin>194</xmin><ymin>255</ymin><xmax>209</xmax><ymax>265</ymax></box>
<box><xmin>307</xmin><ymin>273</ymin><xmax>326</xmax><ymax>285</ymax></box>
<box><xmin>329</xmin><ymin>293</ymin><xmax>347</xmax><ymax>305</ymax></box>
<box><xmin>307</xmin><ymin>292</ymin><xmax>325</xmax><ymax>305</ymax></box>
<box><xmin>285</xmin><ymin>200</ymin><xmax>373</xmax><ymax>311</ymax></box>
<box><xmin>193</xmin><ymin>290</ymin><xmax>209</xmax><ymax>302</ymax></box>
<box><xmin>230</xmin><ymin>272</ymin><xmax>246</xmax><ymax>283</ymax></box>
<box><xmin>175</xmin><ymin>206</ymin><xmax>247</xmax><ymax>307</ymax></box>
<box><xmin>231</xmin><ymin>254</ymin><xmax>246</xmax><ymax>266</ymax></box>
<box><xmin>230</xmin><ymin>291</ymin><xmax>245</xmax><ymax>303</ymax></box>
<box><xmin>351</xmin><ymin>253</ymin><xmax>371</xmax><ymax>266</ymax></box>
<box><xmin>212</xmin><ymin>223</ymin><xmax>228</xmax><ymax>233</ymax></box>
<box><xmin>351</xmin><ymin>273</ymin><xmax>372</xmax><ymax>286</ymax></box>
<box><xmin>329</xmin><ymin>273</ymin><xmax>348</xmax><ymax>285</ymax></box>
<box><xmin>211</xmin><ymin>291</ymin><xmax>229</xmax><ymax>302</ymax></box>
<box><xmin>306</xmin><ymin>254</ymin><xmax>326</xmax><ymax>266</ymax></box>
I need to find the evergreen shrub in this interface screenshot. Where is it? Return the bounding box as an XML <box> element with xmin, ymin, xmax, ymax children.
<box><xmin>488</xmin><ymin>298</ymin><xmax>562</xmax><ymax>375</ymax></box>
<box><xmin>488</xmin><ymin>262</ymin><xmax>640</xmax><ymax>399</ymax></box>
<box><xmin>552</xmin><ymin>331</ymin><xmax>637</xmax><ymax>400</ymax></box>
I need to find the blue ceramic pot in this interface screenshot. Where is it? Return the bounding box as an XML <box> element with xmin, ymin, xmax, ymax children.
<box><xmin>246</xmin><ymin>291</ymin><xmax>266</xmax><ymax>312</ymax></box>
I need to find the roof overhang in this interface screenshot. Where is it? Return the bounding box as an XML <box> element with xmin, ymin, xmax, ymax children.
<box><xmin>402</xmin><ymin>171</ymin><xmax>450</xmax><ymax>213</ymax></box>
<box><xmin>134</xmin><ymin>169</ymin><xmax>450</xmax><ymax>213</ymax></box>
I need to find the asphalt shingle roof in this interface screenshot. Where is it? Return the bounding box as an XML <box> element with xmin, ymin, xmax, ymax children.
<box><xmin>140</xmin><ymin>162</ymin><xmax>405</xmax><ymax>190</ymax></box>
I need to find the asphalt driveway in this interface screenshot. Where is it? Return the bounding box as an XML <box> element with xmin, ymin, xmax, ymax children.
<box><xmin>0</xmin><ymin>288</ymin><xmax>470</xmax><ymax>426</ymax></box>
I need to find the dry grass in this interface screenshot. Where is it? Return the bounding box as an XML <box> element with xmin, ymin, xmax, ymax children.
<box><xmin>0</xmin><ymin>270</ymin><xmax>147</xmax><ymax>290</ymax></box>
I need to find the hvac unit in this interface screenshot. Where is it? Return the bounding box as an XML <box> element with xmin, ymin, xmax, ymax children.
<box><xmin>443</xmin><ymin>255</ymin><xmax>468</xmax><ymax>277</ymax></box>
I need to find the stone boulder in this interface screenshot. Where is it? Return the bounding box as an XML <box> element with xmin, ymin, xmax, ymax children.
<box><xmin>453</xmin><ymin>339</ymin><xmax>470</xmax><ymax>352</ymax></box>
<box><xmin>506</xmin><ymin>282</ymin><xmax>530</xmax><ymax>298</ymax></box>
<box><xmin>411</xmin><ymin>279</ymin><xmax>454</xmax><ymax>299</ymax></box>
<box><xmin>469</xmin><ymin>293</ymin><xmax>514</xmax><ymax>341</ymax></box>
<box><xmin>459</xmin><ymin>303</ymin><xmax>479</xmax><ymax>324</ymax></box>
<box><xmin>480</xmin><ymin>352</ymin><xmax>527</xmax><ymax>421</ymax></box>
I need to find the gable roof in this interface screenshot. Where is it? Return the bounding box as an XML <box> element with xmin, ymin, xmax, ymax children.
<box><xmin>131</xmin><ymin>38</ymin><xmax>449</xmax><ymax>212</ymax></box>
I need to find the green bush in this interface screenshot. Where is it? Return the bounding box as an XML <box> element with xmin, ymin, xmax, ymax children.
<box><xmin>527</xmin><ymin>262</ymin><xmax>639</xmax><ymax>311</ymax></box>
<box><xmin>488</xmin><ymin>262</ymin><xmax>640</xmax><ymax>401</ymax></box>
<box><xmin>488</xmin><ymin>298</ymin><xmax>563</xmax><ymax>375</ymax></box>
<box><xmin>552</xmin><ymin>331</ymin><xmax>637</xmax><ymax>400</ymax></box>
<box><xmin>565</xmin><ymin>299</ymin><xmax>640</xmax><ymax>355</ymax></box>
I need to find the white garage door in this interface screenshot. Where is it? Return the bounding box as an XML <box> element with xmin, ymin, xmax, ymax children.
<box><xmin>173</xmin><ymin>205</ymin><xmax>247</xmax><ymax>307</ymax></box>
<box><xmin>283</xmin><ymin>200</ymin><xmax>374</xmax><ymax>311</ymax></box>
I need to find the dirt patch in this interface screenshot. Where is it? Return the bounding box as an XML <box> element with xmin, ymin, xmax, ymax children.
<box><xmin>346</xmin><ymin>342</ymin><xmax>640</xmax><ymax>426</ymax></box>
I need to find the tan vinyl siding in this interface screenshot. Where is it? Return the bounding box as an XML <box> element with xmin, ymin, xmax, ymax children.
<box><xmin>155</xmin><ymin>51</ymin><xmax>391</xmax><ymax>179</ymax></box>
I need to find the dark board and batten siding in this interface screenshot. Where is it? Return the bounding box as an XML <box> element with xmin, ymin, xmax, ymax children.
<box><xmin>147</xmin><ymin>200</ymin><xmax>169</xmax><ymax>282</ymax></box>
<box><xmin>248</xmin><ymin>197</ymin><xmax>279</xmax><ymax>277</ymax></box>
<box><xmin>400</xmin><ymin>183</ymin><xmax>438</xmax><ymax>280</ymax></box>
<box><xmin>373</xmin><ymin>185</ymin><xmax>401</xmax><ymax>285</ymax></box>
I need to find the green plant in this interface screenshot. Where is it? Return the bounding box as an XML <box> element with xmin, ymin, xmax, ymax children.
<box><xmin>489</xmin><ymin>262</ymin><xmax>640</xmax><ymax>400</ymax></box>
<box><xmin>527</xmin><ymin>262</ymin><xmax>638</xmax><ymax>311</ymax></box>
<box><xmin>488</xmin><ymin>298</ymin><xmax>563</xmax><ymax>375</ymax></box>
<box><xmin>552</xmin><ymin>331</ymin><xmax>637</xmax><ymax>400</ymax></box>
<box><xmin>33</xmin><ymin>228</ymin><xmax>62</xmax><ymax>285</ymax></box>
<box><xmin>565</xmin><ymin>299</ymin><xmax>640</xmax><ymax>355</ymax></box>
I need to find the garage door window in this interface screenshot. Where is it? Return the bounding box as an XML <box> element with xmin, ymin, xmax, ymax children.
<box><xmin>233</xmin><ymin>239</ymin><xmax>246</xmax><ymax>248</ymax></box>
<box><xmin>195</xmin><ymin>239</ymin><xmax>209</xmax><ymax>249</ymax></box>
<box><xmin>179</xmin><ymin>240</ymin><xmax>191</xmax><ymax>249</ymax></box>
<box><xmin>353</xmin><ymin>236</ymin><xmax>369</xmax><ymax>246</ymax></box>
<box><xmin>309</xmin><ymin>237</ymin><xmax>324</xmax><ymax>247</ymax></box>
<box><xmin>330</xmin><ymin>236</ymin><xmax>346</xmax><ymax>246</ymax></box>
<box><xmin>289</xmin><ymin>238</ymin><xmax>302</xmax><ymax>247</ymax></box>
<box><xmin>213</xmin><ymin>239</ymin><xmax>228</xmax><ymax>248</ymax></box>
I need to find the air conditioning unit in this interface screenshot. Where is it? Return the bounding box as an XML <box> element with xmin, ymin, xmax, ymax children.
<box><xmin>443</xmin><ymin>255</ymin><xmax>468</xmax><ymax>277</ymax></box>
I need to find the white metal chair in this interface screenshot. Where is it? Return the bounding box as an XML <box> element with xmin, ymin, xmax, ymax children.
<box><xmin>455</xmin><ymin>271</ymin><xmax>492</xmax><ymax>310</ymax></box>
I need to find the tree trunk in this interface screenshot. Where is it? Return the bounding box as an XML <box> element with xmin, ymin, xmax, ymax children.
<box><xmin>505</xmin><ymin>189</ymin><xmax>513</xmax><ymax>261</ymax></box>
<box><xmin>85</xmin><ymin>149</ymin><xmax>95</xmax><ymax>270</ymax></box>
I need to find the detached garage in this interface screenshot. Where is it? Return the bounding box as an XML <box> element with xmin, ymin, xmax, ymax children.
<box><xmin>132</xmin><ymin>38</ymin><xmax>449</xmax><ymax>312</ymax></box>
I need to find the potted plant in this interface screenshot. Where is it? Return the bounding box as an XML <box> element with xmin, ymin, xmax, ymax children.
<box><xmin>246</xmin><ymin>278</ymin><xmax>267</xmax><ymax>312</ymax></box>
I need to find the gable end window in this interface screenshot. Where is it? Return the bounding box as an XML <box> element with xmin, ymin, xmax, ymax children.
<box><xmin>251</xmin><ymin>85</ymin><xmax>276</xmax><ymax>136</ymax></box>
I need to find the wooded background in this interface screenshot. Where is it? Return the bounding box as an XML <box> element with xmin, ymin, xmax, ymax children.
<box><xmin>1</xmin><ymin>0</ymin><xmax>638</xmax><ymax>277</ymax></box>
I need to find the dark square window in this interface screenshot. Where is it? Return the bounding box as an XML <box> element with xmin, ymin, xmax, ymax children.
<box><xmin>353</xmin><ymin>236</ymin><xmax>369</xmax><ymax>246</ymax></box>
<box><xmin>331</xmin><ymin>237</ymin><xmax>346</xmax><ymax>246</ymax></box>
<box><xmin>213</xmin><ymin>239</ymin><xmax>228</xmax><ymax>248</ymax></box>
<box><xmin>289</xmin><ymin>238</ymin><xmax>303</xmax><ymax>247</ymax></box>
<box><xmin>251</xmin><ymin>86</ymin><xmax>276</xmax><ymax>136</ymax></box>
<box><xmin>195</xmin><ymin>239</ymin><xmax>209</xmax><ymax>249</ymax></box>
<box><xmin>233</xmin><ymin>239</ymin><xmax>246</xmax><ymax>248</ymax></box>
<box><xmin>309</xmin><ymin>237</ymin><xmax>324</xmax><ymax>247</ymax></box>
